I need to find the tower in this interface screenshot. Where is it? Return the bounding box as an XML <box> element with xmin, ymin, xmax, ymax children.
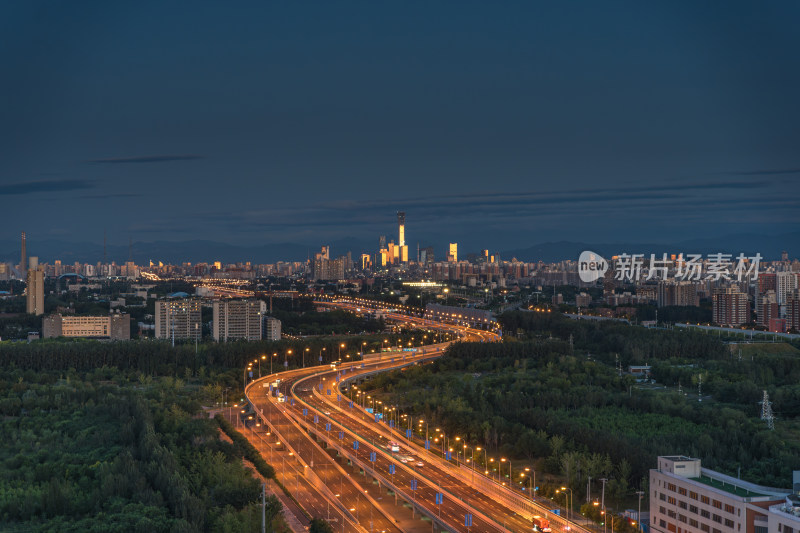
<box><xmin>397</xmin><ymin>211</ymin><xmax>406</xmax><ymax>247</ymax></box>
<box><xmin>20</xmin><ymin>231</ymin><xmax>26</xmax><ymax>273</ymax></box>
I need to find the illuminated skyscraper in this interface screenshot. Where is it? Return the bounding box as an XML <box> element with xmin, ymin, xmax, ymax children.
<box><xmin>448</xmin><ymin>243</ymin><xmax>458</xmax><ymax>263</ymax></box>
<box><xmin>397</xmin><ymin>212</ymin><xmax>408</xmax><ymax>262</ymax></box>
<box><xmin>397</xmin><ymin>212</ymin><xmax>405</xmax><ymax>247</ymax></box>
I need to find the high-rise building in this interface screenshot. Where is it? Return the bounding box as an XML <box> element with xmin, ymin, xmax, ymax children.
<box><xmin>776</xmin><ymin>272</ymin><xmax>799</xmax><ymax>304</ymax></box>
<box><xmin>155</xmin><ymin>299</ymin><xmax>201</xmax><ymax>341</ymax></box>
<box><xmin>264</xmin><ymin>316</ymin><xmax>282</xmax><ymax>341</ymax></box>
<box><xmin>712</xmin><ymin>286</ymin><xmax>750</xmax><ymax>326</ymax></box>
<box><xmin>26</xmin><ymin>266</ymin><xmax>44</xmax><ymax>316</ymax></box>
<box><xmin>397</xmin><ymin>211</ymin><xmax>405</xmax><ymax>247</ymax></box>
<box><xmin>657</xmin><ymin>281</ymin><xmax>700</xmax><ymax>307</ymax></box>
<box><xmin>757</xmin><ymin>290</ymin><xmax>779</xmax><ymax>328</ymax></box>
<box><xmin>649</xmin><ymin>455</ymin><xmax>797</xmax><ymax>533</ymax></box>
<box><xmin>788</xmin><ymin>290</ymin><xmax>800</xmax><ymax>333</ymax></box>
<box><xmin>43</xmin><ymin>313</ymin><xmax>130</xmax><ymax>340</ymax></box>
<box><xmin>20</xmin><ymin>231</ymin><xmax>26</xmax><ymax>274</ymax></box>
<box><xmin>213</xmin><ymin>299</ymin><xmax>263</xmax><ymax>342</ymax></box>
<box><xmin>448</xmin><ymin>243</ymin><xmax>458</xmax><ymax>263</ymax></box>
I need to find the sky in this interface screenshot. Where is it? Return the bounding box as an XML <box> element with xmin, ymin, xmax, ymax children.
<box><xmin>1</xmin><ymin>1</ymin><xmax>799</xmax><ymax>258</ymax></box>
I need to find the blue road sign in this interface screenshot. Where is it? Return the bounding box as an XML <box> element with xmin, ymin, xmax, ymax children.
<box><xmin>353</xmin><ymin>441</ymin><xmax>359</xmax><ymax>451</ymax></box>
<box><xmin>369</xmin><ymin>452</ymin><xmax>376</xmax><ymax>462</ymax></box>
<box><xmin>446</xmin><ymin>451</ymin><xmax>451</xmax><ymax>461</ymax></box>
<box><xmin>338</xmin><ymin>431</ymin><xmax>344</xmax><ymax>439</ymax></box>
<box><xmin>424</xmin><ymin>440</ymin><xmax>430</xmax><ymax>450</ymax></box>
<box><xmin>325</xmin><ymin>423</ymin><xmax>331</xmax><ymax>431</ymax></box>
<box><xmin>374</xmin><ymin>414</ymin><xmax>380</xmax><ymax>422</ymax></box>
<box><xmin>318</xmin><ymin>383</ymin><xmax>323</xmax><ymax>391</ymax></box>
<box><xmin>465</xmin><ymin>514</ymin><xmax>473</xmax><ymax>527</ymax></box>
<box><xmin>389</xmin><ymin>464</ymin><xmax>395</xmax><ymax>475</ymax></box>
<box><xmin>349</xmin><ymin>401</ymin><xmax>354</xmax><ymax>408</ymax></box>
<box><xmin>313</xmin><ymin>414</ymin><xmax>319</xmax><ymax>424</ymax></box>
<box><xmin>435</xmin><ymin>493</ymin><xmax>443</xmax><ymax>505</ymax></box>
<box><xmin>302</xmin><ymin>408</ymin><xmax>308</xmax><ymax>416</ymax></box>
<box><xmin>389</xmin><ymin>420</ymin><xmax>394</xmax><ymax>428</ymax></box>
<box><xmin>406</xmin><ymin>429</ymin><xmax>412</xmax><ymax>438</ymax></box>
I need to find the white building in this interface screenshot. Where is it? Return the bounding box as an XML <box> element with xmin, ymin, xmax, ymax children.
<box><xmin>155</xmin><ymin>299</ymin><xmax>201</xmax><ymax>341</ymax></box>
<box><xmin>264</xmin><ymin>316</ymin><xmax>281</xmax><ymax>341</ymax></box>
<box><xmin>212</xmin><ymin>299</ymin><xmax>263</xmax><ymax>342</ymax></box>
<box><xmin>650</xmin><ymin>456</ymin><xmax>798</xmax><ymax>533</ymax></box>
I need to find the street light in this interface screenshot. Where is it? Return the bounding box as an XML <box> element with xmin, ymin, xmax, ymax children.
<box><xmin>319</xmin><ymin>347</ymin><xmax>326</xmax><ymax>364</ymax></box>
<box><xmin>303</xmin><ymin>347</ymin><xmax>310</xmax><ymax>368</ymax></box>
<box><xmin>557</xmin><ymin>486</ymin><xmax>573</xmax><ymax>523</ymax></box>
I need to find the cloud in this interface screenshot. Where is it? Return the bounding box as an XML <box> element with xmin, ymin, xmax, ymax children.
<box><xmin>86</xmin><ymin>155</ymin><xmax>204</xmax><ymax>164</ymax></box>
<box><xmin>0</xmin><ymin>179</ymin><xmax>94</xmax><ymax>195</ymax></box>
<box><xmin>725</xmin><ymin>168</ymin><xmax>800</xmax><ymax>176</ymax></box>
<box><xmin>80</xmin><ymin>192</ymin><xmax>143</xmax><ymax>199</ymax></box>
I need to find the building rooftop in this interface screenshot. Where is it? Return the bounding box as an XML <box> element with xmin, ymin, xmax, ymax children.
<box><xmin>690</xmin><ymin>476</ymin><xmax>768</xmax><ymax>498</ymax></box>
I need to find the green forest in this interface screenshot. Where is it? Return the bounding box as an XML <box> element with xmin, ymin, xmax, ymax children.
<box><xmin>358</xmin><ymin>311</ymin><xmax>800</xmax><ymax>511</ymax></box>
<box><xmin>0</xmin><ymin>366</ymin><xmax>288</xmax><ymax>532</ymax></box>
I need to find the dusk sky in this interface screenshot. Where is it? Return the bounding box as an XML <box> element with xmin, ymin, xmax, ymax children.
<box><xmin>2</xmin><ymin>2</ymin><xmax>799</xmax><ymax>257</ymax></box>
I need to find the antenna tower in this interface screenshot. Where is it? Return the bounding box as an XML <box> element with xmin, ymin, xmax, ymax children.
<box><xmin>759</xmin><ymin>390</ymin><xmax>775</xmax><ymax>430</ymax></box>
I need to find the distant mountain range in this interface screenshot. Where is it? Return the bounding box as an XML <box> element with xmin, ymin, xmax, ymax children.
<box><xmin>0</xmin><ymin>232</ymin><xmax>796</xmax><ymax>265</ymax></box>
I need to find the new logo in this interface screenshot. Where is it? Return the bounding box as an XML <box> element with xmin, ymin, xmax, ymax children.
<box><xmin>578</xmin><ymin>250</ymin><xmax>609</xmax><ymax>283</ymax></box>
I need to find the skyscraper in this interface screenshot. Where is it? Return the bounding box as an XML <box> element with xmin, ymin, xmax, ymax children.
<box><xmin>712</xmin><ymin>286</ymin><xmax>750</xmax><ymax>326</ymax></box>
<box><xmin>213</xmin><ymin>299</ymin><xmax>263</xmax><ymax>342</ymax></box>
<box><xmin>20</xmin><ymin>231</ymin><xmax>26</xmax><ymax>274</ymax></box>
<box><xmin>397</xmin><ymin>211</ymin><xmax>405</xmax><ymax>247</ymax></box>
<box><xmin>26</xmin><ymin>266</ymin><xmax>44</xmax><ymax>316</ymax></box>
<box><xmin>397</xmin><ymin>212</ymin><xmax>408</xmax><ymax>262</ymax></box>
<box><xmin>448</xmin><ymin>243</ymin><xmax>458</xmax><ymax>263</ymax></box>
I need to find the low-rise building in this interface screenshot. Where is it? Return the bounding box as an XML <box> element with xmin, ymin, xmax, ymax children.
<box><xmin>43</xmin><ymin>313</ymin><xmax>130</xmax><ymax>340</ymax></box>
<box><xmin>650</xmin><ymin>456</ymin><xmax>798</xmax><ymax>533</ymax></box>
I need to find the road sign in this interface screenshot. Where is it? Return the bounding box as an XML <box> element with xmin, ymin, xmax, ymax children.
<box><xmin>435</xmin><ymin>493</ymin><xmax>443</xmax><ymax>505</ymax></box>
<box><xmin>248</xmin><ymin>371</ymin><xmax>253</xmax><ymax>377</ymax></box>
<box><xmin>353</xmin><ymin>441</ymin><xmax>359</xmax><ymax>450</ymax></box>
<box><xmin>338</xmin><ymin>431</ymin><xmax>344</xmax><ymax>439</ymax></box>
<box><xmin>369</xmin><ymin>452</ymin><xmax>376</xmax><ymax>462</ymax></box>
<box><xmin>374</xmin><ymin>414</ymin><xmax>380</xmax><ymax>422</ymax></box>
<box><xmin>389</xmin><ymin>420</ymin><xmax>395</xmax><ymax>428</ymax></box>
<box><xmin>405</xmin><ymin>429</ymin><xmax>412</xmax><ymax>438</ymax></box>
<box><xmin>325</xmin><ymin>423</ymin><xmax>331</xmax><ymax>431</ymax></box>
<box><xmin>389</xmin><ymin>464</ymin><xmax>395</xmax><ymax>475</ymax></box>
<box><xmin>410</xmin><ymin>479</ymin><xmax>417</xmax><ymax>491</ymax></box>
<box><xmin>465</xmin><ymin>514</ymin><xmax>473</xmax><ymax>527</ymax></box>
<box><xmin>445</xmin><ymin>451</ymin><xmax>451</xmax><ymax>460</ymax></box>
<box><xmin>327</xmin><ymin>389</ymin><xmax>331</xmax><ymax>395</ymax></box>
<box><xmin>349</xmin><ymin>401</ymin><xmax>354</xmax><ymax>408</ymax></box>
<box><xmin>313</xmin><ymin>414</ymin><xmax>319</xmax><ymax>424</ymax></box>
<box><xmin>424</xmin><ymin>440</ymin><xmax>430</xmax><ymax>450</ymax></box>
<box><xmin>318</xmin><ymin>383</ymin><xmax>323</xmax><ymax>391</ymax></box>
<box><xmin>302</xmin><ymin>408</ymin><xmax>308</xmax><ymax>416</ymax></box>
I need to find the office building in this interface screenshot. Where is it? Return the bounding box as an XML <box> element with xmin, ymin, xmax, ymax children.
<box><xmin>155</xmin><ymin>299</ymin><xmax>201</xmax><ymax>341</ymax></box>
<box><xmin>213</xmin><ymin>299</ymin><xmax>263</xmax><ymax>341</ymax></box>
<box><xmin>650</xmin><ymin>455</ymin><xmax>797</xmax><ymax>533</ymax></box>
<box><xmin>448</xmin><ymin>243</ymin><xmax>458</xmax><ymax>263</ymax></box>
<box><xmin>264</xmin><ymin>316</ymin><xmax>281</xmax><ymax>341</ymax></box>
<box><xmin>26</xmin><ymin>265</ymin><xmax>45</xmax><ymax>316</ymax></box>
<box><xmin>43</xmin><ymin>313</ymin><xmax>130</xmax><ymax>340</ymax></box>
<box><xmin>712</xmin><ymin>287</ymin><xmax>750</xmax><ymax>326</ymax></box>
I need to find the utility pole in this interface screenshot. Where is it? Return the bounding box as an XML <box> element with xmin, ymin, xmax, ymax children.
<box><xmin>600</xmin><ymin>477</ymin><xmax>608</xmax><ymax>509</ymax></box>
<box><xmin>262</xmin><ymin>483</ymin><xmax>266</xmax><ymax>533</ymax></box>
<box><xmin>636</xmin><ymin>491</ymin><xmax>644</xmax><ymax>533</ymax></box>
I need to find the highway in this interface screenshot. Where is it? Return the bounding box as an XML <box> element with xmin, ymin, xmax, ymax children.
<box><xmin>244</xmin><ymin>301</ymin><xmax>589</xmax><ymax>533</ymax></box>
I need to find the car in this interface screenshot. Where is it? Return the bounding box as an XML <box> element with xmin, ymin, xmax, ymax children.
<box><xmin>416</xmin><ymin>461</ymin><xmax>424</xmax><ymax>467</ymax></box>
<box><xmin>323</xmin><ymin>411</ymin><xmax>331</xmax><ymax>415</ymax></box>
<box><xmin>400</xmin><ymin>458</ymin><xmax>408</xmax><ymax>463</ymax></box>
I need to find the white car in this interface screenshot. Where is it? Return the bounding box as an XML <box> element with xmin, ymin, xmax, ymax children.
<box><xmin>416</xmin><ymin>461</ymin><xmax>424</xmax><ymax>467</ymax></box>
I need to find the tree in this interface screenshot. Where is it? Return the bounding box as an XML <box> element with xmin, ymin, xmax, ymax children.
<box><xmin>309</xmin><ymin>518</ymin><xmax>335</xmax><ymax>533</ymax></box>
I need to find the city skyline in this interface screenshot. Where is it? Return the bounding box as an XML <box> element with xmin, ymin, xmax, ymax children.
<box><xmin>2</xmin><ymin>2</ymin><xmax>799</xmax><ymax>249</ymax></box>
